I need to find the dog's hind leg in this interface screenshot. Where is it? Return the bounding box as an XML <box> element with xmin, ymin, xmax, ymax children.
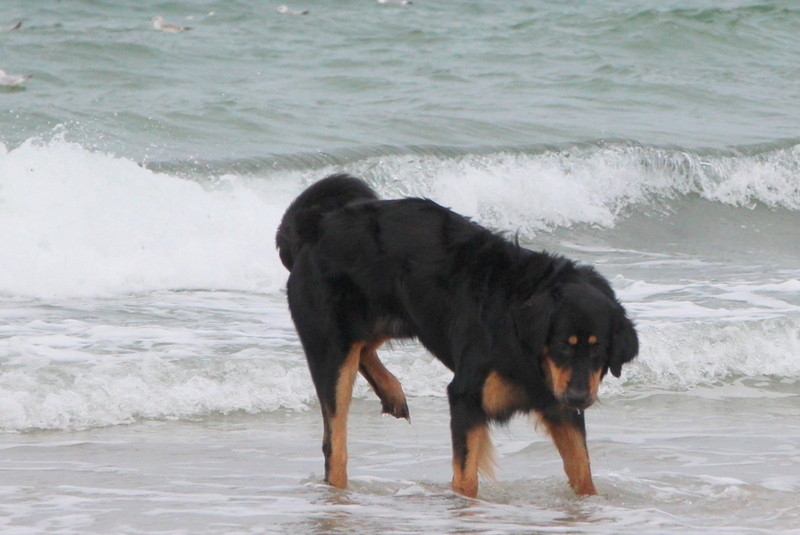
<box><xmin>319</xmin><ymin>341</ymin><xmax>362</xmax><ymax>489</ymax></box>
<box><xmin>539</xmin><ymin>406</ymin><xmax>597</xmax><ymax>495</ymax></box>
<box><xmin>358</xmin><ymin>338</ymin><xmax>410</xmax><ymax>421</ymax></box>
<box><xmin>287</xmin><ymin>265</ymin><xmax>365</xmax><ymax>490</ymax></box>
<box><xmin>287</xmin><ymin>259</ymin><xmax>371</xmax><ymax>489</ymax></box>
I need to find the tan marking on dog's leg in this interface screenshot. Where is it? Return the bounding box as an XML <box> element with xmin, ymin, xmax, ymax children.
<box><xmin>325</xmin><ymin>342</ymin><xmax>362</xmax><ymax>490</ymax></box>
<box><xmin>542</xmin><ymin>356</ymin><xmax>572</xmax><ymax>400</ymax></box>
<box><xmin>451</xmin><ymin>424</ymin><xmax>494</xmax><ymax>498</ymax></box>
<box><xmin>358</xmin><ymin>337</ymin><xmax>409</xmax><ymax>420</ymax></box>
<box><xmin>481</xmin><ymin>371</ymin><xmax>527</xmax><ymax>418</ymax></box>
<box><xmin>543</xmin><ymin>419</ymin><xmax>597</xmax><ymax>495</ymax></box>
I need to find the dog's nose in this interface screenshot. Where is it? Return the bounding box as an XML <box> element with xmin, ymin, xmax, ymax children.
<box><xmin>565</xmin><ymin>387</ymin><xmax>591</xmax><ymax>409</ymax></box>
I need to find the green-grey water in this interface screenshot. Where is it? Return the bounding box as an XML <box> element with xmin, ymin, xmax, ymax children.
<box><xmin>3</xmin><ymin>0</ymin><xmax>800</xmax><ymax>160</ymax></box>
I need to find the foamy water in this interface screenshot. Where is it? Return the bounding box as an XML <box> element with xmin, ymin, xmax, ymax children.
<box><xmin>1</xmin><ymin>138</ymin><xmax>799</xmax><ymax>433</ymax></box>
<box><xmin>0</xmin><ymin>138</ymin><xmax>291</xmax><ymax>298</ymax></box>
<box><xmin>3</xmin><ymin>137</ymin><xmax>799</xmax><ymax>298</ymax></box>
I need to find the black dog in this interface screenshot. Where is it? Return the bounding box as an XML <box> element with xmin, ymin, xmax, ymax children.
<box><xmin>277</xmin><ymin>174</ymin><xmax>638</xmax><ymax>497</ymax></box>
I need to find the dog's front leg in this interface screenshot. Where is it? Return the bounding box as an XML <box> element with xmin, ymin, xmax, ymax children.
<box><xmin>540</xmin><ymin>405</ymin><xmax>597</xmax><ymax>495</ymax></box>
<box><xmin>448</xmin><ymin>381</ymin><xmax>494</xmax><ymax>498</ymax></box>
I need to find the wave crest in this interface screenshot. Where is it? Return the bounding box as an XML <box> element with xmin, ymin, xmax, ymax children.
<box><xmin>2</xmin><ymin>137</ymin><xmax>798</xmax><ymax>297</ymax></box>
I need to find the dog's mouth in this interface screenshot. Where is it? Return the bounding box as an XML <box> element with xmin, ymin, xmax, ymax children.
<box><xmin>541</xmin><ymin>355</ymin><xmax>602</xmax><ymax>411</ymax></box>
<box><xmin>559</xmin><ymin>391</ymin><xmax>596</xmax><ymax>411</ymax></box>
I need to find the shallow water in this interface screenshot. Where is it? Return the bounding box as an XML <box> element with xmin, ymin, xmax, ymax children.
<box><xmin>3</xmin><ymin>389</ymin><xmax>799</xmax><ymax>534</ymax></box>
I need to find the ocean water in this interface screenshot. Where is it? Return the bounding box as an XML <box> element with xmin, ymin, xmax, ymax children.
<box><xmin>1</xmin><ymin>0</ymin><xmax>799</xmax><ymax>533</ymax></box>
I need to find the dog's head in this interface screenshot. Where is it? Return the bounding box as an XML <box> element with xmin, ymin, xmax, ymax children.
<box><xmin>515</xmin><ymin>278</ymin><xmax>638</xmax><ymax>410</ymax></box>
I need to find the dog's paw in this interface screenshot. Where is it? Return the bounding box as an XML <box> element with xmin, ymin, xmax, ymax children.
<box><xmin>382</xmin><ymin>399</ymin><xmax>410</xmax><ymax>421</ymax></box>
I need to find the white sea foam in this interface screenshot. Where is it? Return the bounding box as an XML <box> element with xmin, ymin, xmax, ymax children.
<box><xmin>1</xmin><ymin>289</ymin><xmax>798</xmax><ymax>432</ymax></box>
<box><xmin>0</xmin><ymin>138</ymin><xmax>295</xmax><ymax>298</ymax></box>
<box><xmin>626</xmin><ymin>318</ymin><xmax>800</xmax><ymax>391</ymax></box>
<box><xmin>351</xmin><ymin>142</ymin><xmax>800</xmax><ymax>233</ymax></box>
<box><xmin>2</xmin><ymin>138</ymin><xmax>799</xmax><ymax>297</ymax></box>
<box><xmin>0</xmin><ymin>355</ymin><xmax>315</xmax><ymax>431</ymax></box>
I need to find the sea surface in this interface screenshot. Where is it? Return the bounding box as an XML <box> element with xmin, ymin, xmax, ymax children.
<box><xmin>2</xmin><ymin>0</ymin><xmax>799</xmax><ymax>533</ymax></box>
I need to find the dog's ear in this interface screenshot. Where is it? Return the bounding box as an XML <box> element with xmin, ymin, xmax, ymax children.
<box><xmin>513</xmin><ymin>293</ymin><xmax>555</xmax><ymax>355</ymax></box>
<box><xmin>609</xmin><ymin>307</ymin><xmax>638</xmax><ymax>378</ymax></box>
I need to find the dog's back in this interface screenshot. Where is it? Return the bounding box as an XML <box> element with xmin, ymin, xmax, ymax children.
<box><xmin>275</xmin><ymin>174</ymin><xmax>378</xmax><ymax>270</ymax></box>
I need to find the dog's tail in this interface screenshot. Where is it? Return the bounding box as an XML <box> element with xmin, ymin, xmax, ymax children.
<box><xmin>276</xmin><ymin>174</ymin><xmax>379</xmax><ymax>270</ymax></box>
